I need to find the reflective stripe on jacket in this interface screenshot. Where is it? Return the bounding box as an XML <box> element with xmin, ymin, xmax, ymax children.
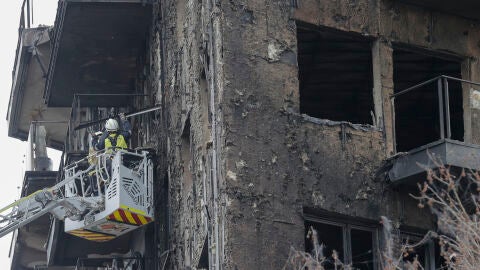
<box><xmin>105</xmin><ymin>133</ymin><xmax>128</xmax><ymax>152</ymax></box>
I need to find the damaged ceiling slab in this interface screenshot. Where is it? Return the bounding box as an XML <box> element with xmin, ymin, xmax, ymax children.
<box><xmin>7</xmin><ymin>27</ymin><xmax>70</xmax><ymax>150</ymax></box>
<box><xmin>398</xmin><ymin>0</ymin><xmax>480</xmax><ymax>21</ymax></box>
<box><xmin>44</xmin><ymin>0</ymin><xmax>152</xmax><ymax>107</ymax></box>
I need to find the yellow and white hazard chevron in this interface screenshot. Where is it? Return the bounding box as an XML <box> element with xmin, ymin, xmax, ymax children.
<box><xmin>107</xmin><ymin>207</ymin><xmax>153</xmax><ymax>226</ymax></box>
<box><xmin>68</xmin><ymin>229</ymin><xmax>116</xmax><ymax>242</ymax></box>
<box><xmin>66</xmin><ymin>207</ymin><xmax>153</xmax><ymax>242</ymax></box>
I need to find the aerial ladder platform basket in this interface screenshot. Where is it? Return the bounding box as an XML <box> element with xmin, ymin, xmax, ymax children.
<box><xmin>0</xmin><ymin>149</ymin><xmax>154</xmax><ymax>242</ymax></box>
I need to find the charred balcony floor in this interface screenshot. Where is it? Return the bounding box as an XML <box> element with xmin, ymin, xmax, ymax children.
<box><xmin>388</xmin><ymin>139</ymin><xmax>480</xmax><ymax>187</ymax></box>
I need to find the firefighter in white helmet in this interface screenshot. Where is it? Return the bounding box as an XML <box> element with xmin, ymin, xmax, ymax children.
<box><xmin>94</xmin><ymin>113</ymin><xmax>132</xmax><ymax>152</ymax></box>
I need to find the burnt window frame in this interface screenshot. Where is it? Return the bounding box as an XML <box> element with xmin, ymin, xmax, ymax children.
<box><xmin>296</xmin><ymin>22</ymin><xmax>376</xmax><ymax>125</ymax></box>
<box><xmin>305</xmin><ymin>214</ymin><xmax>380</xmax><ymax>270</ymax></box>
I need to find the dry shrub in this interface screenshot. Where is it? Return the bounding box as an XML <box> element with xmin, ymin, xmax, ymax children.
<box><xmin>285</xmin><ymin>155</ymin><xmax>480</xmax><ymax>270</ymax></box>
<box><xmin>284</xmin><ymin>221</ymin><xmax>424</xmax><ymax>270</ymax></box>
<box><xmin>283</xmin><ymin>226</ymin><xmax>347</xmax><ymax>270</ymax></box>
<box><xmin>285</xmin><ymin>220</ymin><xmax>431</xmax><ymax>270</ymax></box>
<box><xmin>413</xmin><ymin>154</ymin><xmax>480</xmax><ymax>270</ymax></box>
<box><xmin>380</xmin><ymin>216</ymin><xmax>425</xmax><ymax>270</ymax></box>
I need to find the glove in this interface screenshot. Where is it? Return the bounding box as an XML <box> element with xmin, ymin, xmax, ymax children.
<box><xmin>91</xmin><ymin>131</ymin><xmax>102</xmax><ymax>145</ymax></box>
<box><xmin>91</xmin><ymin>136</ymin><xmax>98</xmax><ymax>146</ymax></box>
<box><xmin>119</xmin><ymin>112</ymin><xmax>126</xmax><ymax>121</ymax></box>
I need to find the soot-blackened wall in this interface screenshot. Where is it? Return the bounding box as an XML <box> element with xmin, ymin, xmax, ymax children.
<box><xmin>146</xmin><ymin>0</ymin><xmax>480</xmax><ymax>269</ymax></box>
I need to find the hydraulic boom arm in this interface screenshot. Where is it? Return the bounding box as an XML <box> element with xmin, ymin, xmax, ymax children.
<box><xmin>0</xmin><ymin>164</ymin><xmax>97</xmax><ymax>238</ymax></box>
<box><xmin>0</xmin><ymin>149</ymin><xmax>153</xmax><ymax>242</ymax></box>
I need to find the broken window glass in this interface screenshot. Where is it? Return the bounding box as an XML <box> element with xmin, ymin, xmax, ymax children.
<box><xmin>351</xmin><ymin>228</ymin><xmax>375</xmax><ymax>270</ymax></box>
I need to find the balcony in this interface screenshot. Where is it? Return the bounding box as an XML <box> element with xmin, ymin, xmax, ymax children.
<box><xmin>42</xmin><ymin>1</ymin><xmax>154</xmax><ymax>265</ymax></box>
<box><xmin>388</xmin><ymin>76</ymin><xmax>480</xmax><ymax>186</ymax></box>
<box><xmin>7</xmin><ymin>26</ymin><xmax>70</xmax><ymax>150</ymax></box>
<box><xmin>44</xmin><ymin>0</ymin><xmax>152</xmax><ymax>107</ymax></box>
<box><xmin>10</xmin><ymin>171</ymin><xmax>58</xmax><ymax>270</ymax></box>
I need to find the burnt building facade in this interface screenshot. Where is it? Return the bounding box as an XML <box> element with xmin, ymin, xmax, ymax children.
<box><xmin>6</xmin><ymin>0</ymin><xmax>480</xmax><ymax>269</ymax></box>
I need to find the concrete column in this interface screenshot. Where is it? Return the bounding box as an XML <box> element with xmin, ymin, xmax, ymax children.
<box><xmin>465</xmin><ymin>58</ymin><xmax>480</xmax><ymax>144</ymax></box>
<box><xmin>372</xmin><ymin>39</ymin><xmax>395</xmax><ymax>154</ymax></box>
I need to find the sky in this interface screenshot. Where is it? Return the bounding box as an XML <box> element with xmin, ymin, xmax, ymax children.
<box><xmin>0</xmin><ymin>0</ymin><xmax>60</xmax><ymax>268</ymax></box>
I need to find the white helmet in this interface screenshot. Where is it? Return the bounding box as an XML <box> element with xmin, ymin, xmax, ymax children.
<box><xmin>105</xmin><ymin>118</ymin><xmax>119</xmax><ymax>132</ymax></box>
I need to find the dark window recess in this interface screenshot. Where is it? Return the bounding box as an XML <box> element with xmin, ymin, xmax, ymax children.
<box><xmin>297</xmin><ymin>24</ymin><xmax>374</xmax><ymax>124</ymax></box>
<box><xmin>401</xmin><ymin>234</ymin><xmax>447</xmax><ymax>270</ymax></box>
<box><xmin>351</xmin><ymin>229</ymin><xmax>375</xmax><ymax>270</ymax></box>
<box><xmin>305</xmin><ymin>220</ymin><xmax>376</xmax><ymax>270</ymax></box>
<box><xmin>402</xmin><ymin>239</ymin><xmax>427</xmax><ymax>267</ymax></box>
<box><xmin>393</xmin><ymin>49</ymin><xmax>464</xmax><ymax>152</ymax></box>
<box><xmin>181</xmin><ymin>118</ymin><xmax>193</xmax><ymax>190</ymax></box>
<box><xmin>434</xmin><ymin>240</ymin><xmax>448</xmax><ymax>269</ymax></box>
<box><xmin>197</xmin><ymin>238</ymin><xmax>209</xmax><ymax>269</ymax></box>
<box><xmin>305</xmin><ymin>221</ymin><xmax>344</xmax><ymax>269</ymax></box>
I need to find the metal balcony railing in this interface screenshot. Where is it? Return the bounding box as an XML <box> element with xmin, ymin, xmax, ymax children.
<box><xmin>391</xmin><ymin>75</ymin><xmax>480</xmax><ymax>153</ymax></box>
<box><xmin>12</xmin><ymin>0</ymin><xmax>33</xmax><ymax>90</ymax></box>
<box><xmin>19</xmin><ymin>0</ymin><xmax>32</xmax><ymax>30</ymax></box>
<box><xmin>65</xmin><ymin>93</ymin><xmax>148</xmax><ymax>153</ymax></box>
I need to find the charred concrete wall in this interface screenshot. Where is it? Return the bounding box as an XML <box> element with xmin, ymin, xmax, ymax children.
<box><xmin>219</xmin><ymin>0</ymin><xmax>480</xmax><ymax>269</ymax></box>
<box><xmin>147</xmin><ymin>0</ymin><xmax>222</xmax><ymax>269</ymax></box>
<box><xmin>145</xmin><ymin>0</ymin><xmax>480</xmax><ymax>269</ymax></box>
<box><xmin>292</xmin><ymin>0</ymin><xmax>480</xmax><ymax>149</ymax></box>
